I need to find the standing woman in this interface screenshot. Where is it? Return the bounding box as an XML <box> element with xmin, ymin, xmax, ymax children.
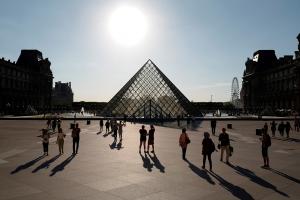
<box><xmin>179</xmin><ymin>128</ymin><xmax>190</xmax><ymax>160</ymax></box>
<box><xmin>202</xmin><ymin>132</ymin><xmax>215</xmax><ymax>171</ymax></box>
<box><xmin>57</xmin><ymin>127</ymin><xmax>66</xmax><ymax>154</ymax></box>
<box><xmin>118</xmin><ymin>121</ymin><xmax>124</xmax><ymax>141</ymax></box>
<box><xmin>147</xmin><ymin>125</ymin><xmax>155</xmax><ymax>153</ymax></box>
<box><xmin>139</xmin><ymin>125</ymin><xmax>147</xmax><ymax>153</ymax></box>
<box><xmin>42</xmin><ymin>129</ymin><xmax>50</xmax><ymax>156</ymax></box>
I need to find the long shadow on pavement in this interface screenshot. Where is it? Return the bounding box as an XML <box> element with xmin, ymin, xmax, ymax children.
<box><xmin>269</xmin><ymin>168</ymin><xmax>300</xmax><ymax>184</ymax></box>
<box><xmin>229</xmin><ymin>165</ymin><xmax>289</xmax><ymax>197</ymax></box>
<box><xmin>148</xmin><ymin>153</ymin><xmax>165</xmax><ymax>173</ymax></box>
<box><xmin>10</xmin><ymin>155</ymin><xmax>46</xmax><ymax>174</ymax></box>
<box><xmin>207</xmin><ymin>170</ymin><xmax>254</xmax><ymax>200</ymax></box>
<box><xmin>139</xmin><ymin>152</ymin><xmax>153</xmax><ymax>172</ymax></box>
<box><xmin>32</xmin><ymin>154</ymin><xmax>61</xmax><ymax>173</ymax></box>
<box><xmin>49</xmin><ymin>154</ymin><xmax>75</xmax><ymax>176</ymax></box>
<box><xmin>184</xmin><ymin>159</ymin><xmax>215</xmax><ymax>185</ymax></box>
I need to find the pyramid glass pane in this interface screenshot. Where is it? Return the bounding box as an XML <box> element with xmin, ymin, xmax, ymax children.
<box><xmin>102</xmin><ymin>60</ymin><xmax>197</xmax><ymax>117</ymax></box>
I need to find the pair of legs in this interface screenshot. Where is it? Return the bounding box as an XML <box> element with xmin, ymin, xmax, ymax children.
<box><xmin>211</xmin><ymin>127</ymin><xmax>216</xmax><ymax>135</ymax></box>
<box><xmin>147</xmin><ymin>141</ymin><xmax>154</xmax><ymax>153</ymax></box>
<box><xmin>100</xmin><ymin>125</ymin><xmax>103</xmax><ymax>132</ymax></box>
<box><xmin>220</xmin><ymin>145</ymin><xmax>230</xmax><ymax>163</ymax></box>
<box><xmin>181</xmin><ymin>147</ymin><xmax>187</xmax><ymax>160</ymax></box>
<box><xmin>286</xmin><ymin>131</ymin><xmax>290</xmax><ymax>138</ymax></box>
<box><xmin>262</xmin><ymin>147</ymin><xmax>269</xmax><ymax>167</ymax></box>
<box><xmin>58</xmin><ymin>139</ymin><xmax>64</xmax><ymax>154</ymax></box>
<box><xmin>202</xmin><ymin>153</ymin><xmax>212</xmax><ymax>170</ymax></box>
<box><xmin>139</xmin><ymin>140</ymin><xmax>146</xmax><ymax>152</ymax></box>
<box><xmin>73</xmin><ymin>138</ymin><xmax>79</xmax><ymax>154</ymax></box>
<box><xmin>271</xmin><ymin>130</ymin><xmax>275</xmax><ymax>137</ymax></box>
<box><xmin>119</xmin><ymin>132</ymin><xmax>122</xmax><ymax>140</ymax></box>
<box><xmin>106</xmin><ymin>127</ymin><xmax>109</xmax><ymax>133</ymax></box>
<box><xmin>43</xmin><ymin>142</ymin><xmax>49</xmax><ymax>155</ymax></box>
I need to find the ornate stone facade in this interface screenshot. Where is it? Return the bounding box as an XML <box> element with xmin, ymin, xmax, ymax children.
<box><xmin>241</xmin><ymin>34</ymin><xmax>300</xmax><ymax>114</ymax></box>
<box><xmin>52</xmin><ymin>81</ymin><xmax>73</xmax><ymax>110</ymax></box>
<box><xmin>0</xmin><ymin>50</ymin><xmax>53</xmax><ymax>114</ymax></box>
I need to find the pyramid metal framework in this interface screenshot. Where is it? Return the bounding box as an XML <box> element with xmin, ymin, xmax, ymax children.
<box><xmin>101</xmin><ymin>60</ymin><xmax>197</xmax><ymax>117</ymax></box>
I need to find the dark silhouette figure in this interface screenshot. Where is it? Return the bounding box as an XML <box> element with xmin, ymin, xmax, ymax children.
<box><xmin>52</xmin><ymin>119</ymin><xmax>57</xmax><ymax>132</ymax></box>
<box><xmin>50</xmin><ymin>154</ymin><xmax>75</xmax><ymax>176</ymax></box>
<box><xmin>72</xmin><ymin>123</ymin><xmax>80</xmax><ymax>154</ymax></box>
<box><xmin>105</xmin><ymin>121</ymin><xmax>110</xmax><ymax>133</ymax></box>
<box><xmin>185</xmin><ymin>159</ymin><xmax>215</xmax><ymax>185</ymax></box>
<box><xmin>260</xmin><ymin>131</ymin><xmax>271</xmax><ymax>168</ymax></box>
<box><xmin>202</xmin><ymin>132</ymin><xmax>215</xmax><ymax>171</ymax></box>
<box><xmin>219</xmin><ymin>128</ymin><xmax>230</xmax><ymax>164</ymax></box>
<box><xmin>269</xmin><ymin>168</ymin><xmax>300</xmax><ymax>184</ymax></box>
<box><xmin>32</xmin><ymin>154</ymin><xmax>61</xmax><ymax>173</ymax></box>
<box><xmin>148</xmin><ymin>153</ymin><xmax>165</xmax><ymax>173</ymax></box>
<box><xmin>11</xmin><ymin>155</ymin><xmax>45</xmax><ymax>174</ymax></box>
<box><xmin>207</xmin><ymin>171</ymin><xmax>254</xmax><ymax>200</ymax></box>
<box><xmin>278</xmin><ymin>121</ymin><xmax>285</xmax><ymax>136</ymax></box>
<box><xmin>147</xmin><ymin>125</ymin><xmax>155</xmax><ymax>153</ymax></box>
<box><xmin>139</xmin><ymin>125</ymin><xmax>147</xmax><ymax>153</ymax></box>
<box><xmin>211</xmin><ymin>119</ymin><xmax>217</xmax><ymax>135</ymax></box>
<box><xmin>99</xmin><ymin>119</ymin><xmax>104</xmax><ymax>132</ymax></box>
<box><xmin>229</xmin><ymin>165</ymin><xmax>289</xmax><ymax>197</ymax></box>
<box><xmin>285</xmin><ymin>121</ymin><xmax>291</xmax><ymax>138</ymax></box>
<box><xmin>139</xmin><ymin>152</ymin><xmax>153</xmax><ymax>172</ymax></box>
<box><xmin>270</xmin><ymin>121</ymin><xmax>277</xmax><ymax>137</ymax></box>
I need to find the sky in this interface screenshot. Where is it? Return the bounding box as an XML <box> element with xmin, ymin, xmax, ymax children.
<box><xmin>0</xmin><ymin>0</ymin><xmax>299</xmax><ymax>102</ymax></box>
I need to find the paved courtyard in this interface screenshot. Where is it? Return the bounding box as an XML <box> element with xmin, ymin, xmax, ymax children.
<box><xmin>0</xmin><ymin>119</ymin><xmax>299</xmax><ymax>200</ymax></box>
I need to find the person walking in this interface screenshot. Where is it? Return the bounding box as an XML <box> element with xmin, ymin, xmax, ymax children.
<box><xmin>52</xmin><ymin>119</ymin><xmax>57</xmax><ymax>132</ymax></box>
<box><xmin>42</xmin><ymin>129</ymin><xmax>50</xmax><ymax>156</ymax></box>
<box><xmin>285</xmin><ymin>121</ymin><xmax>291</xmax><ymax>138</ymax></box>
<box><xmin>99</xmin><ymin>119</ymin><xmax>104</xmax><ymax>132</ymax></box>
<box><xmin>211</xmin><ymin>119</ymin><xmax>217</xmax><ymax>135</ymax></box>
<box><xmin>179</xmin><ymin>128</ymin><xmax>190</xmax><ymax>160</ymax></box>
<box><xmin>263</xmin><ymin>122</ymin><xmax>268</xmax><ymax>134</ymax></box>
<box><xmin>113</xmin><ymin>123</ymin><xmax>118</xmax><ymax>142</ymax></box>
<box><xmin>278</xmin><ymin>121</ymin><xmax>285</xmax><ymax>136</ymax></box>
<box><xmin>147</xmin><ymin>125</ymin><xmax>155</xmax><ymax>153</ymax></box>
<box><xmin>57</xmin><ymin>127</ymin><xmax>65</xmax><ymax>154</ymax></box>
<box><xmin>118</xmin><ymin>121</ymin><xmax>124</xmax><ymax>141</ymax></box>
<box><xmin>139</xmin><ymin>125</ymin><xmax>147</xmax><ymax>153</ymax></box>
<box><xmin>270</xmin><ymin>121</ymin><xmax>277</xmax><ymax>137</ymax></box>
<box><xmin>218</xmin><ymin>128</ymin><xmax>230</xmax><ymax>164</ymax></box>
<box><xmin>57</xmin><ymin>118</ymin><xmax>62</xmax><ymax>130</ymax></box>
<box><xmin>72</xmin><ymin>123</ymin><xmax>81</xmax><ymax>154</ymax></box>
<box><xmin>46</xmin><ymin>119</ymin><xmax>51</xmax><ymax>129</ymax></box>
<box><xmin>105</xmin><ymin>120</ymin><xmax>110</xmax><ymax>133</ymax></box>
<box><xmin>260</xmin><ymin>130</ymin><xmax>271</xmax><ymax>168</ymax></box>
<box><xmin>294</xmin><ymin>117</ymin><xmax>299</xmax><ymax>132</ymax></box>
<box><xmin>202</xmin><ymin>132</ymin><xmax>215</xmax><ymax>171</ymax></box>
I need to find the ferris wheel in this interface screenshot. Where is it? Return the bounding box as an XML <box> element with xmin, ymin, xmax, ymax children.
<box><xmin>231</xmin><ymin>77</ymin><xmax>240</xmax><ymax>104</ymax></box>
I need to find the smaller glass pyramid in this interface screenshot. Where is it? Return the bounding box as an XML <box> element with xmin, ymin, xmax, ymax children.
<box><xmin>102</xmin><ymin>60</ymin><xmax>197</xmax><ymax>117</ymax></box>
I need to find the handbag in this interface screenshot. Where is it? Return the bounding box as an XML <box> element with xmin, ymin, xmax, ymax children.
<box><xmin>186</xmin><ymin>137</ymin><xmax>191</xmax><ymax>144</ymax></box>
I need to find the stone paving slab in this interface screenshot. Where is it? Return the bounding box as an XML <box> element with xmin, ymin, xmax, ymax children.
<box><xmin>0</xmin><ymin>120</ymin><xmax>300</xmax><ymax>200</ymax></box>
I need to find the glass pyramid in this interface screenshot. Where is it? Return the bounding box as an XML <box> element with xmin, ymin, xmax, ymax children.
<box><xmin>102</xmin><ymin>60</ymin><xmax>197</xmax><ymax>118</ymax></box>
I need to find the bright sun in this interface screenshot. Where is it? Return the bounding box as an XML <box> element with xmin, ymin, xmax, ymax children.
<box><xmin>109</xmin><ymin>6</ymin><xmax>147</xmax><ymax>46</ymax></box>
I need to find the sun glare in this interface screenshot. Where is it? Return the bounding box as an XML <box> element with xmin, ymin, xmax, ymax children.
<box><xmin>109</xmin><ymin>6</ymin><xmax>147</xmax><ymax>46</ymax></box>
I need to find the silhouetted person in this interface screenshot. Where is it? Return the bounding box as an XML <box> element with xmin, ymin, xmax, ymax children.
<box><xmin>52</xmin><ymin>119</ymin><xmax>57</xmax><ymax>132</ymax></box>
<box><xmin>202</xmin><ymin>132</ymin><xmax>215</xmax><ymax>171</ymax></box>
<box><xmin>179</xmin><ymin>128</ymin><xmax>190</xmax><ymax>160</ymax></box>
<box><xmin>177</xmin><ymin>115</ymin><xmax>180</xmax><ymax>126</ymax></box>
<box><xmin>72</xmin><ymin>123</ymin><xmax>81</xmax><ymax>154</ymax></box>
<box><xmin>139</xmin><ymin>125</ymin><xmax>147</xmax><ymax>153</ymax></box>
<box><xmin>113</xmin><ymin>123</ymin><xmax>118</xmax><ymax>142</ymax></box>
<box><xmin>42</xmin><ymin>129</ymin><xmax>50</xmax><ymax>156</ymax></box>
<box><xmin>278</xmin><ymin>121</ymin><xmax>285</xmax><ymax>136</ymax></box>
<box><xmin>99</xmin><ymin>119</ymin><xmax>104</xmax><ymax>132</ymax></box>
<box><xmin>219</xmin><ymin>128</ymin><xmax>230</xmax><ymax>164</ymax></box>
<box><xmin>57</xmin><ymin>118</ymin><xmax>62</xmax><ymax>130</ymax></box>
<box><xmin>118</xmin><ymin>121</ymin><xmax>124</xmax><ymax>141</ymax></box>
<box><xmin>260</xmin><ymin>130</ymin><xmax>271</xmax><ymax>168</ymax></box>
<box><xmin>147</xmin><ymin>125</ymin><xmax>155</xmax><ymax>153</ymax></box>
<box><xmin>46</xmin><ymin>119</ymin><xmax>51</xmax><ymax>129</ymax></box>
<box><xmin>263</xmin><ymin>122</ymin><xmax>268</xmax><ymax>134</ymax></box>
<box><xmin>211</xmin><ymin>119</ymin><xmax>217</xmax><ymax>135</ymax></box>
<box><xmin>57</xmin><ymin>127</ymin><xmax>65</xmax><ymax>154</ymax></box>
<box><xmin>285</xmin><ymin>121</ymin><xmax>291</xmax><ymax>138</ymax></box>
<box><xmin>294</xmin><ymin>117</ymin><xmax>299</xmax><ymax>132</ymax></box>
<box><xmin>105</xmin><ymin>121</ymin><xmax>110</xmax><ymax>133</ymax></box>
<box><xmin>270</xmin><ymin>121</ymin><xmax>277</xmax><ymax>137</ymax></box>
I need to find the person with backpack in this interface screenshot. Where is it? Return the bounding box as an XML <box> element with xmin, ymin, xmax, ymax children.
<box><xmin>179</xmin><ymin>128</ymin><xmax>190</xmax><ymax>160</ymax></box>
<box><xmin>202</xmin><ymin>132</ymin><xmax>215</xmax><ymax>171</ymax></box>
<box><xmin>260</xmin><ymin>131</ymin><xmax>271</xmax><ymax>168</ymax></box>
